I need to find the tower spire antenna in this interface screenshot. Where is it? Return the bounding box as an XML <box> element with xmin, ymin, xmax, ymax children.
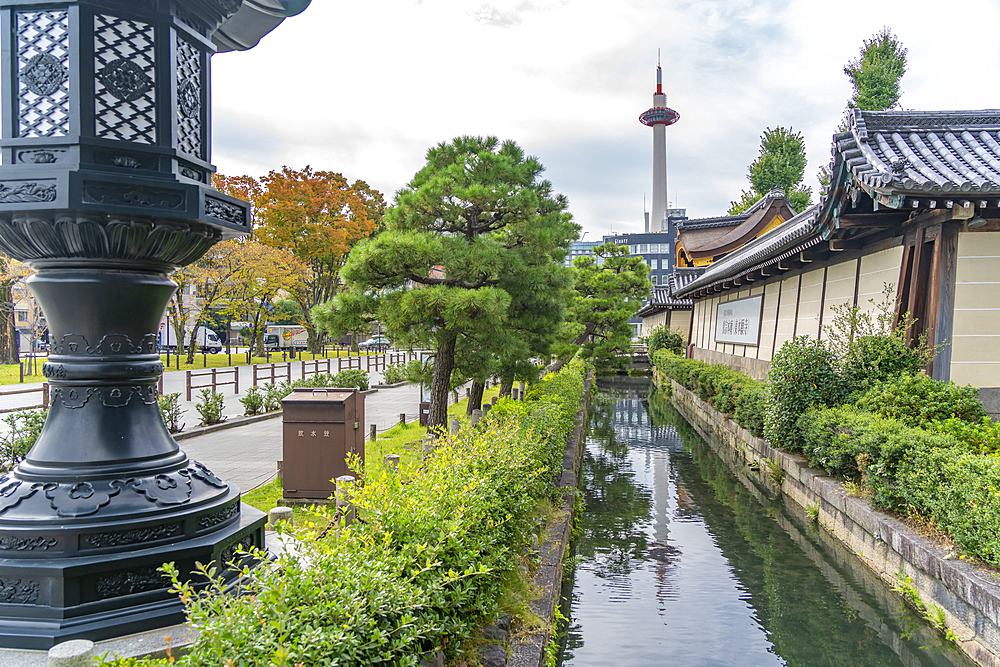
<box><xmin>639</xmin><ymin>50</ymin><xmax>679</xmax><ymax>233</ymax></box>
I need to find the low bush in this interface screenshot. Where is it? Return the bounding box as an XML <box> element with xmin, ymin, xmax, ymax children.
<box><xmin>651</xmin><ymin>350</ymin><xmax>767</xmax><ymax>437</ymax></box>
<box><xmin>899</xmin><ymin>448</ymin><xmax>1000</xmax><ymax>567</ymax></box>
<box><xmin>797</xmin><ymin>405</ymin><xmax>962</xmax><ymax>510</ymax></box>
<box><xmin>330</xmin><ymin>368</ymin><xmax>369</xmax><ymax>391</ymax></box>
<box><xmin>647</xmin><ymin>326</ymin><xmax>684</xmax><ymax>355</ymax></box>
<box><xmin>733</xmin><ymin>380</ymin><xmax>767</xmax><ymax>437</ymax></box>
<box><xmin>105</xmin><ymin>361</ymin><xmax>587</xmax><ymax>667</ymax></box>
<box><xmin>841</xmin><ymin>335</ymin><xmax>924</xmax><ymax>392</ymax></box>
<box><xmin>382</xmin><ymin>362</ymin><xmax>408</xmax><ymax>384</ymax></box>
<box><xmin>765</xmin><ymin>336</ymin><xmax>846</xmax><ymax>451</ymax></box>
<box><xmin>239</xmin><ymin>385</ymin><xmax>264</xmax><ymax>416</ymax></box>
<box><xmin>158</xmin><ymin>392</ymin><xmax>184</xmax><ymax>433</ymax></box>
<box><xmin>933</xmin><ymin>417</ymin><xmax>1000</xmax><ymax>455</ymax></box>
<box><xmin>0</xmin><ymin>409</ymin><xmax>46</xmax><ymax>468</ymax></box>
<box><xmin>854</xmin><ymin>373</ymin><xmax>985</xmax><ymax>428</ymax></box>
<box><xmin>195</xmin><ymin>389</ymin><xmax>226</xmax><ymax>426</ymax></box>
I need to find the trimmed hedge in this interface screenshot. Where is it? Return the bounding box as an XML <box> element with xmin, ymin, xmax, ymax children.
<box><xmin>651</xmin><ymin>350</ymin><xmax>766</xmax><ymax>437</ymax></box>
<box><xmin>652</xmin><ymin>349</ymin><xmax>1000</xmax><ymax>568</ymax></box>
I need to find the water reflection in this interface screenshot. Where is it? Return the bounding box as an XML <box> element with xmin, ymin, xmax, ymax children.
<box><xmin>559</xmin><ymin>378</ymin><xmax>974</xmax><ymax>667</ymax></box>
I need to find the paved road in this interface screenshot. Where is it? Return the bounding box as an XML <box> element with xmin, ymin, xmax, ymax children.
<box><xmin>180</xmin><ymin>382</ymin><xmax>423</xmax><ymax>494</ymax></box>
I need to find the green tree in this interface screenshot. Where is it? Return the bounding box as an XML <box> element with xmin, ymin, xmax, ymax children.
<box><xmin>314</xmin><ymin>136</ymin><xmax>577</xmax><ymax>428</ymax></box>
<box><xmin>729</xmin><ymin>127</ymin><xmax>812</xmax><ymax>215</ymax></box>
<box><xmin>549</xmin><ymin>243</ymin><xmax>650</xmax><ymax>373</ymax></box>
<box><xmin>845</xmin><ymin>27</ymin><xmax>907</xmax><ymax>112</ymax></box>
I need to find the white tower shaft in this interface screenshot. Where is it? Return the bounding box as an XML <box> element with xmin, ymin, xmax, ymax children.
<box><xmin>651</xmin><ymin>90</ymin><xmax>668</xmax><ymax>232</ymax></box>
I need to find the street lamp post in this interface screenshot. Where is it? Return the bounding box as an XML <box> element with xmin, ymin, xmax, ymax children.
<box><xmin>0</xmin><ymin>0</ymin><xmax>309</xmax><ymax>649</ymax></box>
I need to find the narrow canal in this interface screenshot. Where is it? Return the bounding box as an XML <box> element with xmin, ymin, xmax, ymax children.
<box><xmin>557</xmin><ymin>377</ymin><xmax>975</xmax><ymax>667</ymax></box>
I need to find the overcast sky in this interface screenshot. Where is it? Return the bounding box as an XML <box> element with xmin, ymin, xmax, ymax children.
<box><xmin>210</xmin><ymin>0</ymin><xmax>1000</xmax><ymax>241</ymax></box>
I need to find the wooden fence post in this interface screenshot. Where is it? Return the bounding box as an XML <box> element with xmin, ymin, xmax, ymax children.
<box><xmin>186</xmin><ymin>370</ymin><xmax>192</xmax><ymax>402</ymax></box>
<box><xmin>42</xmin><ymin>383</ymin><xmax>49</xmax><ymax>409</ymax></box>
<box><xmin>211</xmin><ymin>368</ymin><xmax>217</xmax><ymax>393</ymax></box>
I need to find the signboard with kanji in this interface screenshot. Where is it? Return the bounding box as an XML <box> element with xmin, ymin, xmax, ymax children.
<box><xmin>715</xmin><ymin>295</ymin><xmax>763</xmax><ymax>346</ymax></box>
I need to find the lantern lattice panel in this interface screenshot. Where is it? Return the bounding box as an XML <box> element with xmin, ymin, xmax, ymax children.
<box><xmin>16</xmin><ymin>10</ymin><xmax>70</xmax><ymax>138</ymax></box>
<box><xmin>175</xmin><ymin>36</ymin><xmax>202</xmax><ymax>159</ymax></box>
<box><xmin>94</xmin><ymin>14</ymin><xmax>156</xmax><ymax>144</ymax></box>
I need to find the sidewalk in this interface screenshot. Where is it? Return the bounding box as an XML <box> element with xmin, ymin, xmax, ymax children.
<box><xmin>178</xmin><ymin>382</ymin><xmax>423</xmax><ymax>493</ymax></box>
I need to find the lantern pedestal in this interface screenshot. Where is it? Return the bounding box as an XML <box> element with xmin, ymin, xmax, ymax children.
<box><xmin>0</xmin><ymin>0</ymin><xmax>309</xmax><ymax>648</ymax></box>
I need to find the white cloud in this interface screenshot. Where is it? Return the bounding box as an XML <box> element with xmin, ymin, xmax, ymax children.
<box><xmin>210</xmin><ymin>0</ymin><xmax>1000</xmax><ymax>240</ymax></box>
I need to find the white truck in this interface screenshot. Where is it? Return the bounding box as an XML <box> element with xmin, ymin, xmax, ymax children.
<box><xmin>159</xmin><ymin>324</ymin><xmax>224</xmax><ymax>354</ymax></box>
<box><xmin>263</xmin><ymin>325</ymin><xmax>308</xmax><ymax>352</ymax></box>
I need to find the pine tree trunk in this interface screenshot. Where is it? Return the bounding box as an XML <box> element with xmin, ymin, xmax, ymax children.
<box><xmin>547</xmin><ymin>321</ymin><xmax>596</xmax><ymax>374</ymax></box>
<box><xmin>466</xmin><ymin>380</ymin><xmax>485</xmax><ymax>416</ymax></box>
<box><xmin>499</xmin><ymin>374</ymin><xmax>513</xmax><ymax>398</ymax></box>
<box><xmin>428</xmin><ymin>331</ymin><xmax>457</xmax><ymax>429</ymax></box>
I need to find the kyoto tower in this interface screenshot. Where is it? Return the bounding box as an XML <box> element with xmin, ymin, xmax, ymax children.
<box><xmin>639</xmin><ymin>55</ymin><xmax>680</xmax><ymax>232</ymax></box>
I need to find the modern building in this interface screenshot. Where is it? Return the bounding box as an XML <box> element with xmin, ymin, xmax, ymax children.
<box><xmin>604</xmin><ymin>208</ymin><xmax>686</xmax><ymax>287</ymax></box>
<box><xmin>564</xmin><ymin>240</ymin><xmax>605</xmax><ymax>267</ymax></box>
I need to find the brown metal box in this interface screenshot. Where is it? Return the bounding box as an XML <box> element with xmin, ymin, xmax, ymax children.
<box><xmin>281</xmin><ymin>388</ymin><xmax>365</xmax><ymax>499</ymax></box>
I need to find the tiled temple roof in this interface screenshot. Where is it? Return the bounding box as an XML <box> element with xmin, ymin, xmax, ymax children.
<box><xmin>837</xmin><ymin>109</ymin><xmax>1000</xmax><ymax>195</ymax></box>
<box><xmin>675</xmin><ymin>109</ymin><xmax>1000</xmax><ymax>298</ymax></box>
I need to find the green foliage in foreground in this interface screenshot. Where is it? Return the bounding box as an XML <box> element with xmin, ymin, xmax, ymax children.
<box><xmin>102</xmin><ymin>361</ymin><xmax>585</xmax><ymax>666</ymax></box>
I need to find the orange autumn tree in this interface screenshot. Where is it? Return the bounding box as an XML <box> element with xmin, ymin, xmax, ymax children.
<box><xmin>216</xmin><ymin>167</ymin><xmax>384</xmax><ymax>352</ymax></box>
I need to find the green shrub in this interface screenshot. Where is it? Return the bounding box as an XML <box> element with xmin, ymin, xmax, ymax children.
<box><xmin>854</xmin><ymin>374</ymin><xmax>985</xmax><ymax>428</ymax></box>
<box><xmin>263</xmin><ymin>381</ymin><xmax>291</xmax><ymax>411</ymax></box>
<box><xmin>331</xmin><ymin>369</ymin><xmax>369</xmax><ymax>391</ymax></box>
<box><xmin>647</xmin><ymin>326</ymin><xmax>684</xmax><ymax>355</ymax></box>
<box><xmin>111</xmin><ymin>360</ymin><xmax>586</xmax><ymax>667</ymax></box>
<box><xmin>841</xmin><ymin>335</ymin><xmax>924</xmax><ymax>391</ymax></box>
<box><xmin>158</xmin><ymin>392</ymin><xmax>184</xmax><ymax>433</ymax></box>
<box><xmin>765</xmin><ymin>336</ymin><xmax>846</xmax><ymax>451</ymax></box>
<box><xmin>382</xmin><ymin>363</ymin><xmax>407</xmax><ymax>384</ymax></box>
<box><xmin>0</xmin><ymin>409</ymin><xmax>46</xmax><ymax>468</ymax></box>
<box><xmin>733</xmin><ymin>380</ymin><xmax>767</xmax><ymax>437</ymax></box>
<box><xmin>797</xmin><ymin>405</ymin><xmax>962</xmax><ymax>510</ymax></box>
<box><xmin>195</xmin><ymin>389</ymin><xmax>226</xmax><ymax>426</ymax></box>
<box><xmin>932</xmin><ymin>417</ymin><xmax>1000</xmax><ymax>455</ymax></box>
<box><xmin>898</xmin><ymin>448</ymin><xmax>1000</xmax><ymax>566</ymax></box>
<box><xmin>239</xmin><ymin>385</ymin><xmax>264</xmax><ymax>416</ymax></box>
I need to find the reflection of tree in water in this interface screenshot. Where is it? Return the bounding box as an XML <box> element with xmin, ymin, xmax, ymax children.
<box><xmin>644</xmin><ymin>387</ymin><xmax>966</xmax><ymax>667</ymax></box>
<box><xmin>576</xmin><ymin>393</ymin><xmax>653</xmax><ymax>581</ymax></box>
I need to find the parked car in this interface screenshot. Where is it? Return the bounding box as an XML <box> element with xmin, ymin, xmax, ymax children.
<box><xmin>359</xmin><ymin>335</ymin><xmax>392</xmax><ymax>352</ymax></box>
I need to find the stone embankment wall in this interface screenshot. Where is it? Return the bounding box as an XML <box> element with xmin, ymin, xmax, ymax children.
<box><xmin>501</xmin><ymin>371</ymin><xmax>592</xmax><ymax>667</ymax></box>
<box><xmin>667</xmin><ymin>378</ymin><xmax>1000</xmax><ymax>667</ymax></box>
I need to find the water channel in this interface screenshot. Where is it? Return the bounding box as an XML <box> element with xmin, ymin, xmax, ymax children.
<box><xmin>557</xmin><ymin>377</ymin><xmax>976</xmax><ymax>667</ymax></box>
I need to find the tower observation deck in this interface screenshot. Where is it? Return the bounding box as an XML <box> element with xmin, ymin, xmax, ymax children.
<box><xmin>640</xmin><ymin>59</ymin><xmax>678</xmax><ymax>233</ymax></box>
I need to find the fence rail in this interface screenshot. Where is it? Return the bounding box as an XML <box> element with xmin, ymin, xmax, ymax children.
<box><xmin>253</xmin><ymin>362</ymin><xmax>292</xmax><ymax>388</ymax></box>
<box><xmin>186</xmin><ymin>367</ymin><xmax>239</xmax><ymax>402</ymax></box>
<box><xmin>301</xmin><ymin>358</ymin><xmax>333</xmax><ymax>380</ymax></box>
<box><xmin>0</xmin><ymin>384</ymin><xmax>48</xmax><ymax>415</ymax></box>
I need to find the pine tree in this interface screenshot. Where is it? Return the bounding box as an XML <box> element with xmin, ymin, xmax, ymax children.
<box><xmin>314</xmin><ymin>136</ymin><xmax>577</xmax><ymax>428</ymax></box>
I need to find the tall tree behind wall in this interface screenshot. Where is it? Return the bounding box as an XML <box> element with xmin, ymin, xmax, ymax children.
<box><xmin>729</xmin><ymin>127</ymin><xmax>812</xmax><ymax>215</ymax></box>
<box><xmin>0</xmin><ymin>257</ymin><xmax>28</xmax><ymax>364</ymax></box>
<box><xmin>818</xmin><ymin>29</ymin><xmax>908</xmax><ymax>191</ymax></box>
<box><xmin>845</xmin><ymin>27</ymin><xmax>907</xmax><ymax>112</ymax></box>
